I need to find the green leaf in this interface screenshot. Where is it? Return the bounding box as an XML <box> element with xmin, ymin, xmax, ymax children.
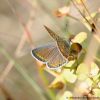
<box><xmin>93</xmin><ymin>88</ymin><xmax>100</xmax><ymax>98</ymax></box>
<box><xmin>90</xmin><ymin>62</ymin><xmax>99</xmax><ymax>76</ymax></box>
<box><xmin>76</xmin><ymin>63</ymin><xmax>89</xmax><ymax>80</ymax></box>
<box><xmin>59</xmin><ymin>91</ymin><xmax>73</xmax><ymax>100</ymax></box>
<box><xmin>85</xmin><ymin>78</ymin><xmax>93</xmax><ymax>87</ymax></box>
<box><xmin>61</xmin><ymin>69</ymin><xmax>77</xmax><ymax>83</ymax></box>
<box><xmin>64</xmin><ymin>60</ymin><xmax>75</xmax><ymax>68</ymax></box>
<box><xmin>72</xmin><ymin>32</ymin><xmax>87</xmax><ymax>43</ymax></box>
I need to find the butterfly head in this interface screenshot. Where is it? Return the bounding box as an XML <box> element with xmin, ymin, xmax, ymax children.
<box><xmin>68</xmin><ymin>43</ymin><xmax>82</xmax><ymax>61</ymax></box>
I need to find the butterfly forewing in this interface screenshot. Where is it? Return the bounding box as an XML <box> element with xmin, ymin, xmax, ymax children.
<box><xmin>31</xmin><ymin>43</ymin><xmax>67</xmax><ymax>69</ymax></box>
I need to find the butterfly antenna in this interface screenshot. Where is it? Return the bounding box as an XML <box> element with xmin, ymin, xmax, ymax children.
<box><xmin>44</xmin><ymin>25</ymin><xmax>61</xmax><ymax>41</ymax></box>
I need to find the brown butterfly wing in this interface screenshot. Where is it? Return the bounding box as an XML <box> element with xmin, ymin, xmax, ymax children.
<box><xmin>47</xmin><ymin>48</ymin><xmax>67</xmax><ymax>69</ymax></box>
<box><xmin>31</xmin><ymin>43</ymin><xmax>67</xmax><ymax>69</ymax></box>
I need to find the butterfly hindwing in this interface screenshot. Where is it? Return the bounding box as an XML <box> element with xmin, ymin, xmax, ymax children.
<box><xmin>47</xmin><ymin>48</ymin><xmax>67</xmax><ymax>69</ymax></box>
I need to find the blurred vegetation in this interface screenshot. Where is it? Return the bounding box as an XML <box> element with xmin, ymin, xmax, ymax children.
<box><xmin>0</xmin><ymin>0</ymin><xmax>100</xmax><ymax>100</ymax></box>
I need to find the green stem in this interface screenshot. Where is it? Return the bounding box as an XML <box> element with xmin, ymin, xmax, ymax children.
<box><xmin>39</xmin><ymin>68</ymin><xmax>56</xmax><ymax>100</ymax></box>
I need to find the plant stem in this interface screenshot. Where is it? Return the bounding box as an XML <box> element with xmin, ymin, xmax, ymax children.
<box><xmin>39</xmin><ymin>68</ymin><xmax>56</xmax><ymax>100</ymax></box>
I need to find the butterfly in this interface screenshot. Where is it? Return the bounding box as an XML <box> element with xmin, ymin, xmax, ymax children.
<box><xmin>31</xmin><ymin>26</ymin><xmax>82</xmax><ymax>69</ymax></box>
